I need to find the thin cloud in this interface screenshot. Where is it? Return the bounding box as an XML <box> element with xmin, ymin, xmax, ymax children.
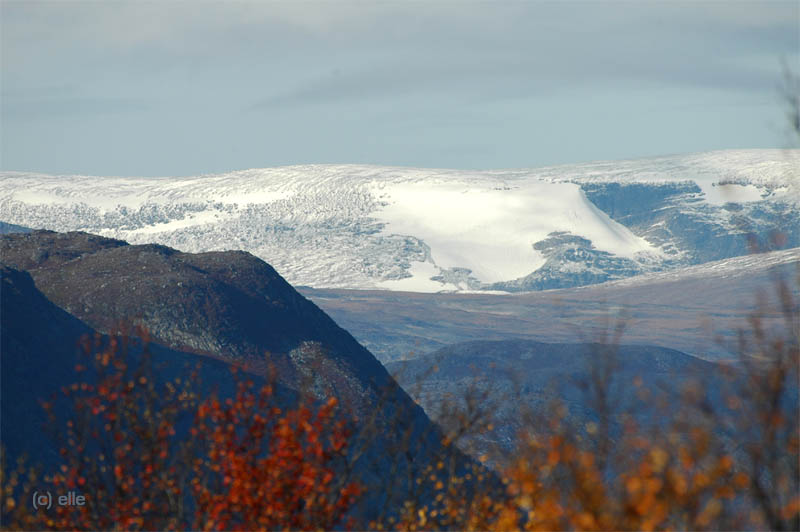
<box><xmin>1</xmin><ymin>0</ymin><xmax>796</xmax><ymax>175</ymax></box>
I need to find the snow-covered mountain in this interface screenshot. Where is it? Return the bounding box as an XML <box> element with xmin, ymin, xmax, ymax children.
<box><xmin>1</xmin><ymin>149</ymin><xmax>798</xmax><ymax>293</ymax></box>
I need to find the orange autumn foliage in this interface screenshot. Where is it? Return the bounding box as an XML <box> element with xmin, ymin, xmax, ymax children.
<box><xmin>1</xmin><ymin>332</ymin><xmax>361</xmax><ymax>531</ymax></box>
<box><xmin>191</xmin><ymin>381</ymin><xmax>361</xmax><ymax>531</ymax></box>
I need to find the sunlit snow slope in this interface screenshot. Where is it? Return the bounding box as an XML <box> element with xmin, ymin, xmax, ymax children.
<box><xmin>1</xmin><ymin>149</ymin><xmax>798</xmax><ymax>292</ymax></box>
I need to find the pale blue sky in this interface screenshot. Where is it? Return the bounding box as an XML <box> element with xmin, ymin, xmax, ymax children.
<box><xmin>2</xmin><ymin>1</ymin><xmax>798</xmax><ymax>176</ymax></box>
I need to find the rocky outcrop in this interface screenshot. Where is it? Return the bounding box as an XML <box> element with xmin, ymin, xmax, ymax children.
<box><xmin>1</xmin><ymin>231</ymin><xmax>483</xmax><ymax>517</ymax></box>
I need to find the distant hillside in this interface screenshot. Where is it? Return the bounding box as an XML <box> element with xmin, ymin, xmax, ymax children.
<box><xmin>301</xmin><ymin>247</ymin><xmax>800</xmax><ymax>362</ymax></box>
<box><xmin>0</xmin><ymin>220</ymin><xmax>32</xmax><ymax>234</ymax></box>
<box><xmin>386</xmin><ymin>339</ymin><xmax>725</xmax><ymax>461</ymax></box>
<box><xmin>1</xmin><ymin>149</ymin><xmax>797</xmax><ymax>293</ymax></box>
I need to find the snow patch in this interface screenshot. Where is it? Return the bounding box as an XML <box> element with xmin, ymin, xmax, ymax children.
<box><xmin>132</xmin><ymin>209</ymin><xmax>230</xmax><ymax>234</ymax></box>
<box><xmin>377</xmin><ymin>261</ymin><xmax>457</xmax><ymax>292</ymax></box>
<box><xmin>373</xmin><ymin>180</ymin><xmax>658</xmax><ymax>284</ymax></box>
<box><xmin>697</xmin><ymin>182</ymin><xmax>764</xmax><ymax>206</ymax></box>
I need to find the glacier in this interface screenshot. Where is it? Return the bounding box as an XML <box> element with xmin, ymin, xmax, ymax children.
<box><xmin>1</xmin><ymin>149</ymin><xmax>798</xmax><ymax>293</ymax></box>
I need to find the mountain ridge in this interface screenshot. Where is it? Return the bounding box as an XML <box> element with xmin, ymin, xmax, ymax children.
<box><xmin>1</xmin><ymin>229</ymin><xmax>490</xmax><ymax>517</ymax></box>
<box><xmin>0</xmin><ymin>230</ymin><xmax>392</xmax><ymax>411</ymax></box>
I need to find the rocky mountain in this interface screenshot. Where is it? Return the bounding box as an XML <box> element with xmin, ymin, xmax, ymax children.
<box><xmin>0</xmin><ymin>230</ymin><xmax>392</xmax><ymax>410</ymax></box>
<box><xmin>1</xmin><ymin>149</ymin><xmax>797</xmax><ymax>293</ymax></box>
<box><xmin>0</xmin><ymin>230</ymin><xmax>482</xmax><ymax>516</ymax></box>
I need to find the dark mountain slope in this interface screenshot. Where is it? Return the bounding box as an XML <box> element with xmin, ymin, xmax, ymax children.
<box><xmin>0</xmin><ymin>264</ymin><xmax>250</xmax><ymax>466</ymax></box>
<box><xmin>0</xmin><ymin>231</ymin><xmax>391</xmax><ymax>415</ymax></box>
<box><xmin>1</xmin><ymin>231</ymin><xmax>487</xmax><ymax>520</ymax></box>
<box><xmin>1</xmin><ymin>264</ymin><xmax>92</xmax><ymax>464</ymax></box>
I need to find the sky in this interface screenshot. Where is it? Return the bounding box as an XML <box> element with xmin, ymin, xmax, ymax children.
<box><xmin>1</xmin><ymin>1</ymin><xmax>798</xmax><ymax>176</ymax></box>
